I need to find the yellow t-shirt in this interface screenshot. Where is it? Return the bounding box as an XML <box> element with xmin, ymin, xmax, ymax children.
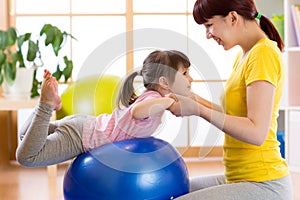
<box><xmin>221</xmin><ymin>38</ymin><xmax>289</xmax><ymax>183</ymax></box>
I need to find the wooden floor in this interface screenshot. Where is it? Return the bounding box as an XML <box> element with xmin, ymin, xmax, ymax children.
<box><xmin>0</xmin><ymin>159</ymin><xmax>299</xmax><ymax>200</ymax></box>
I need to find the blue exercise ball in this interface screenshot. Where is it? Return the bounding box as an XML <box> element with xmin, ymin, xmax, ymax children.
<box><xmin>63</xmin><ymin>137</ymin><xmax>189</xmax><ymax>200</ymax></box>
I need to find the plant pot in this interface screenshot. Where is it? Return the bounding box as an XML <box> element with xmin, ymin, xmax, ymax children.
<box><xmin>2</xmin><ymin>68</ymin><xmax>34</xmax><ymax>100</ymax></box>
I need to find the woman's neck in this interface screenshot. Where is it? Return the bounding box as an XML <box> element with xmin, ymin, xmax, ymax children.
<box><xmin>239</xmin><ymin>20</ymin><xmax>267</xmax><ymax>54</ymax></box>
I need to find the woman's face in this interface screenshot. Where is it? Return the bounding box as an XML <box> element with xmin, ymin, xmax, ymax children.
<box><xmin>169</xmin><ymin>63</ymin><xmax>193</xmax><ymax>97</ymax></box>
<box><xmin>203</xmin><ymin>13</ymin><xmax>236</xmax><ymax>50</ymax></box>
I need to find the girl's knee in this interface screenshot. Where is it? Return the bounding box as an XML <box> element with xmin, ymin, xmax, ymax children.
<box><xmin>16</xmin><ymin>148</ymin><xmax>37</xmax><ymax>167</ymax></box>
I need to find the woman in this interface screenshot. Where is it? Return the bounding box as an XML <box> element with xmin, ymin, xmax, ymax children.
<box><xmin>171</xmin><ymin>0</ymin><xmax>293</xmax><ymax>199</ymax></box>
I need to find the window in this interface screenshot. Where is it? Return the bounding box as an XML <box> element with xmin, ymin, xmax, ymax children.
<box><xmin>9</xmin><ymin>0</ymin><xmax>240</xmax><ymax>146</ymax></box>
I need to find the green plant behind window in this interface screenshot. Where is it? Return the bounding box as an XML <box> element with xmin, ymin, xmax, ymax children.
<box><xmin>0</xmin><ymin>24</ymin><xmax>76</xmax><ymax>98</ymax></box>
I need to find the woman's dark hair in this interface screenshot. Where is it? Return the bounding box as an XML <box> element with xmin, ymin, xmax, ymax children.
<box><xmin>193</xmin><ymin>0</ymin><xmax>284</xmax><ymax>51</ymax></box>
<box><xmin>116</xmin><ymin>50</ymin><xmax>191</xmax><ymax>108</ymax></box>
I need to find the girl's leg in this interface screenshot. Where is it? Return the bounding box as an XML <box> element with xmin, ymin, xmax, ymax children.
<box><xmin>176</xmin><ymin>175</ymin><xmax>293</xmax><ymax>200</ymax></box>
<box><xmin>16</xmin><ymin>102</ymin><xmax>88</xmax><ymax>167</ymax></box>
<box><xmin>16</xmin><ymin>102</ymin><xmax>87</xmax><ymax>167</ymax></box>
<box><xmin>17</xmin><ymin>69</ymin><xmax>86</xmax><ymax>167</ymax></box>
<box><xmin>18</xmin><ymin>108</ymin><xmax>57</xmax><ymax>141</ymax></box>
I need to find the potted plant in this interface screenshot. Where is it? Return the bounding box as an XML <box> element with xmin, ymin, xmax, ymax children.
<box><xmin>0</xmin><ymin>24</ymin><xmax>75</xmax><ymax>99</ymax></box>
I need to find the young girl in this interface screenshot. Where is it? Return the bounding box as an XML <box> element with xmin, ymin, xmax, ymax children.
<box><xmin>170</xmin><ymin>0</ymin><xmax>293</xmax><ymax>199</ymax></box>
<box><xmin>16</xmin><ymin>50</ymin><xmax>193</xmax><ymax>167</ymax></box>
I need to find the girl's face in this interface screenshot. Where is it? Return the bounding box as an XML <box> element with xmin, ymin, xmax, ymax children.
<box><xmin>169</xmin><ymin>63</ymin><xmax>193</xmax><ymax>97</ymax></box>
<box><xmin>203</xmin><ymin>13</ymin><xmax>236</xmax><ymax>50</ymax></box>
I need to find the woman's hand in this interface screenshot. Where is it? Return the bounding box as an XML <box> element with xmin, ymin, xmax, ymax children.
<box><xmin>165</xmin><ymin>93</ymin><xmax>178</xmax><ymax>102</ymax></box>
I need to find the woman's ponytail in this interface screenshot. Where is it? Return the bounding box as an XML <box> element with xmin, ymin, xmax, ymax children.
<box><xmin>259</xmin><ymin>14</ymin><xmax>284</xmax><ymax>52</ymax></box>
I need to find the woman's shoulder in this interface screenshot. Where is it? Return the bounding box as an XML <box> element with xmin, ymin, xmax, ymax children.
<box><xmin>247</xmin><ymin>38</ymin><xmax>283</xmax><ymax>64</ymax></box>
<box><xmin>251</xmin><ymin>38</ymin><xmax>281</xmax><ymax>54</ymax></box>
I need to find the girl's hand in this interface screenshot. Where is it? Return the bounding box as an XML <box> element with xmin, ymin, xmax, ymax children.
<box><xmin>168</xmin><ymin>95</ymin><xmax>200</xmax><ymax>117</ymax></box>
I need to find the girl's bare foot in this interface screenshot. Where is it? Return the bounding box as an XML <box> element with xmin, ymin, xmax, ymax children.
<box><xmin>40</xmin><ymin>70</ymin><xmax>62</xmax><ymax>110</ymax></box>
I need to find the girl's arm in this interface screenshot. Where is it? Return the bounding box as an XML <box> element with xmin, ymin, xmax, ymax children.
<box><xmin>170</xmin><ymin>80</ymin><xmax>275</xmax><ymax>146</ymax></box>
<box><xmin>131</xmin><ymin>96</ymin><xmax>176</xmax><ymax>120</ymax></box>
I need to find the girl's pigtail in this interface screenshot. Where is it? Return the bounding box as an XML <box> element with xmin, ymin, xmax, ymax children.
<box><xmin>116</xmin><ymin>71</ymin><xmax>139</xmax><ymax>109</ymax></box>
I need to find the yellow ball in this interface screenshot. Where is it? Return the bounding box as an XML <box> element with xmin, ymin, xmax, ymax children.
<box><xmin>56</xmin><ymin>75</ymin><xmax>121</xmax><ymax>119</ymax></box>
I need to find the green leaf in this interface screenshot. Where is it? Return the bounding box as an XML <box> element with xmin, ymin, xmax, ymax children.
<box><xmin>44</xmin><ymin>27</ymin><xmax>55</xmax><ymax>46</ymax></box>
<box><xmin>7</xmin><ymin>27</ymin><xmax>17</xmax><ymax>46</ymax></box>
<box><xmin>10</xmin><ymin>52</ymin><xmax>19</xmax><ymax>66</ymax></box>
<box><xmin>52</xmin><ymin>29</ymin><xmax>63</xmax><ymax>56</ymax></box>
<box><xmin>0</xmin><ymin>53</ymin><xmax>4</xmax><ymax>82</ymax></box>
<box><xmin>17</xmin><ymin>33</ymin><xmax>31</xmax><ymax>51</ymax></box>
<box><xmin>17</xmin><ymin>51</ymin><xmax>25</xmax><ymax>68</ymax></box>
<box><xmin>27</xmin><ymin>40</ymin><xmax>38</xmax><ymax>61</ymax></box>
<box><xmin>4</xmin><ymin>60</ymin><xmax>16</xmax><ymax>85</ymax></box>
<box><xmin>62</xmin><ymin>56</ymin><xmax>73</xmax><ymax>82</ymax></box>
<box><xmin>0</xmin><ymin>51</ymin><xmax>6</xmax><ymax>66</ymax></box>
<box><xmin>31</xmin><ymin>81</ymin><xmax>40</xmax><ymax>98</ymax></box>
<box><xmin>52</xmin><ymin>65</ymin><xmax>62</xmax><ymax>81</ymax></box>
<box><xmin>40</xmin><ymin>24</ymin><xmax>52</xmax><ymax>36</ymax></box>
<box><xmin>0</xmin><ymin>31</ymin><xmax>8</xmax><ymax>50</ymax></box>
<box><xmin>0</xmin><ymin>72</ymin><xmax>3</xmax><ymax>85</ymax></box>
<box><xmin>31</xmin><ymin>69</ymin><xmax>41</xmax><ymax>98</ymax></box>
